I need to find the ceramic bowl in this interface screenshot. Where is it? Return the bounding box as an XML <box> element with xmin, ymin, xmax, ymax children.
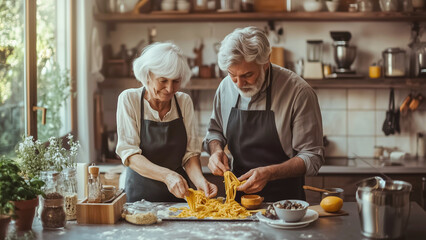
<box><xmin>241</xmin><ymin>195</ymin><xmax>264</xmax><ymax>210</ymax></box>
<box><xmin>273</xmin><ymin>200</ymin><xmax>309</xmax><ymax>222</ymax></box>
<box><xmin>177</xmin><ymin>1</ymin><xmax>190</xmax><ymax>11</ymax></box>
<box><xmin>326</xmin><ymin>1</ymin><xmax>339</xmax><ymax>12</ymax></box>
<box><xmin>162</xmin><ymin>2</ymin><xmax>175</xmax><ymax>11</ymax></box>
<box><xmin>303</xmin><ymin>0</ymin><xmax>323</xmax><ymax>12</ymax></box>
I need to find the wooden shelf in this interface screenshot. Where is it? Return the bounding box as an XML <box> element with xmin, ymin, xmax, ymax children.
<box><xmin>98</xmin><ymin>77</ymin><xmax>426</xmax><ymax>90</ymax></box>
<box><xmin>94</xmin><ymin>11</ymin><xmax>426</xmax><ymax>23</ymax></box>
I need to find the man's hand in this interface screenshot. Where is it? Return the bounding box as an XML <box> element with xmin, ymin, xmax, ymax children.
<box><xmin>207</xmin><ymin>150</ymin><xmax>230</xmax><ymax>176</ymax></box>
<box><xmin>236</xmin><ymin>167</ymin><xmax>271</xmax><ymax>194</ymax></box>
<box><xmin>164</xmin><ymin>172</ymin><xmax>190</xmax><ymax>199</ymax></box>
<box><xmin>195</xmin><ymin>179</ymin><xmax>218</xmax><ymax>198</ymax></box>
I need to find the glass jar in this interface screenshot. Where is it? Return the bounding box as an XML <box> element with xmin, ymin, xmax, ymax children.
<box><xmin>383</xmin><ymin>48</ymin><xmax>406</xmax><ymax>77</ymax></box>
<box><xmin>41</xmin><ymin>192</ymin><xmax>67</xmax><ymax>229</ymax></box>
<box><xmin>357</xmin><ymin>0</ymin><xmax>373</xmax><ymax>12</ymax></box>
<box><xmin>88</xmin><ymin>166</ymin><xmax>102</xmax><ymax>203</ymax></box>
<box><xmin>40</xmin><ymin>171</ymin><xmax>63</xmax><ymax>195</ymax></box>
<box><xmin>62</xmin><ymin>168</ymin><xmax>78</xmax><ymax>221</ymax></box>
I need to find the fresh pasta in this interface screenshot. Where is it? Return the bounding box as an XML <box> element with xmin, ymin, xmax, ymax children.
<box><xmin>169</xmin><ymin>171</ymin><xmax>251</xmax><ymax>219</ymax></box>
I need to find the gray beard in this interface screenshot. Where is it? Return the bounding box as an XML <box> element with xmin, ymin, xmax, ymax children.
<box><xmin>236</xmin><ymin>67</ymin><xmax>266</xmax><ymax>98</ymax></box>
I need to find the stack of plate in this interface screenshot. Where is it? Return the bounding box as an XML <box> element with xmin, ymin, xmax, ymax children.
<box><xmin>256</xmin><ymin>209</ymin><xmax>319</xmax><ymax>229</ymax></box>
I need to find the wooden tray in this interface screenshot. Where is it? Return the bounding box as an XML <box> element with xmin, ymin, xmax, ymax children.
<box><xmin>76</xmin><ymin>193</ymin><xmax>126</xmax><ymax>224</ymax></box>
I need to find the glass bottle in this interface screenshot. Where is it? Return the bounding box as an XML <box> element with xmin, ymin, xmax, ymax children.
<box><xmin>62</xmin><ymin>168</ymin><xmax>78</xmax><ymax>220</ymax></box>
<box><xmin>88</xmin><ymin>166</ymin><xmax>102</xmax><ymax>203</ymax></box>
<box><xmin>40</xmin><ymin>171</ymin><xmax>66</xmax><ymax>229</ymax></box>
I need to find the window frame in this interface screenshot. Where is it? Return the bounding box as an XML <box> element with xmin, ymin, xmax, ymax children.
<box><xmin>25</xmin><ymin>0</ymin><xmax>77</xmax><ymax>140</ymax></box>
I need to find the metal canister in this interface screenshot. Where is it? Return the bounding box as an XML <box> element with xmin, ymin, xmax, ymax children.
<box><xmin>382</xmin><ymin>48</ymin><xmax>406</xmax><ymax>77</ymax></box>
<box><xmin>356</xmin><ymin>177</ymin><xmax>412</xmax><ymax>239</ymax></box>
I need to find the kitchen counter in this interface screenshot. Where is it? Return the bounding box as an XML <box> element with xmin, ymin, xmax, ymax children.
<box><xmin>319</xmin><ymin>158</ymin><xmax>426</xmax><ymax>174</ymax></box>
<box><xmin>9</xmin><ymin>202</ymin><xmax>426</xmax><ymax>240</ymax></box>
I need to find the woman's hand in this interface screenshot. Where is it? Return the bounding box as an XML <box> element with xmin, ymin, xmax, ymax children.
<box><xmin>164</xmin><ymin>172</ymin><xmax>190</xmax><ymax>199</ymax></box>
<box><xmin>195</xmin><ymin>179</ymin><xmax>218</xmax><ymax>198</ymax></box>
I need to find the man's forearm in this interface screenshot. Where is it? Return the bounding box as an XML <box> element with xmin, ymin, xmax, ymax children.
<box><xmin>265</xmin><ymin>157</ymin><xmax>307</xmax><ymax>181</ymax></box>
<box><xmin>208</xmin><ymin>140</ymin><xmax>224</xmax><ymax>155</ymax></box>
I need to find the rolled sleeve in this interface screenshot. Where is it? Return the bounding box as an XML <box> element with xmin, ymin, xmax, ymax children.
<box><xmin>292</xmin><ymin>87</ymin><xmax>325</xmax><ymax>176</ymax></box>
<box><xmin>203</xmin><ymin>87</ymin><xmax>227</xmax><ymax>154</ymax></box>
<box><xmin>181</xmin><ymin>94</ymin><xmax>201</xmax><ymax>166</ymax></box>
<box><xmin>116</xmin><ymin>90</ymin><xmax>142</xmax><ymax>166</ymax></box>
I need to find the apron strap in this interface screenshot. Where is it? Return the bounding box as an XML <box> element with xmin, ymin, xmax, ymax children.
<box><xmin>234</xmin><ymin>64</ymin><xmax>273</xmax><ymax>111</ymax></box>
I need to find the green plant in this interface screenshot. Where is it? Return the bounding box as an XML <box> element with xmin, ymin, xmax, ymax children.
<box><xmin>0</xmin><ymin>156</ymin><xmax>45</xmax><ymax>217</ymax></box>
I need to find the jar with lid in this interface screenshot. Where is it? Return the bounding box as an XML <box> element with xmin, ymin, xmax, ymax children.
<box><xmin>357</xmin><ymin>0</ymin><xmax>373</xmax><ymax>12</ymax></box>
<box><xmin>88</xmin><ymin>166</ymin><xmax>102</xmax><ymax>203</ymax></box>
<box><xmin>62</xmin><ymin>168</ymin><xmax>78</xmax><ymax>220</ymax></box>
<box><xmin>382</xmin><ymin>48</ymin><xmax>406</xmax><ymax>77</ymax></box>
<box><xmin>40</xmin><ymin>171</ymin><xmax>66</xmax><ymax>229</ymax></box>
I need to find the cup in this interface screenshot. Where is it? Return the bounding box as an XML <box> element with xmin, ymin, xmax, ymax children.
<box><xmin>101</xmin><ymin>185</ymin><xmax>117</xmax><ymax>202</ymax></box>
<box><xmin>321</xmin><ymin>188</ymin><xmax>344</xmax><ymax>200</ymax></box>
<box><xmin>369</xmin><ymin>65</ymin><xmax>381</xmax><ymax>79</ymax></box>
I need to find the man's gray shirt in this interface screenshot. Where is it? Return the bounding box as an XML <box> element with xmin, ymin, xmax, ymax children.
<box><xmin>203</xmin><ymin>64</ymin><xmax>324</xmax><ymax>176</ymax></box>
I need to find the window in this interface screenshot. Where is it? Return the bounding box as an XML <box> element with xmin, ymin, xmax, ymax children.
<box><xmin>0</xmin><ymin>0</ymin><xmax>75</xmax><ymax>157</ymax></box>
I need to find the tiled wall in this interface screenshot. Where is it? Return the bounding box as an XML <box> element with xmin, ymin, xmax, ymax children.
<box><xmin>191</xmin><ymin>87</ymin><xmax>426</xmax><ymax>158</ymax></box>
<box><xmin>317</xmin><ymin>88</ymin><xmax>426</xmax><ymax>158</ymax></box>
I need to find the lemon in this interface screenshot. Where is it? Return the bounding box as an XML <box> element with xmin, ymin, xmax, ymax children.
<box><xmin>320</xmin><ymin>196</ymin><xmax>343</xmax><ymax>213</ymax></box>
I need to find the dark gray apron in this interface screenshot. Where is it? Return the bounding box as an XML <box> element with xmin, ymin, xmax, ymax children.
<box><xmin>125</xmin><ymin>88</ymin><xmax>189</xmax><ymax>202</ymax></box>
<box><xmin>226</xmin><ymin>67</ymin><xmax>305</xmax><ymax>202</ymax></box>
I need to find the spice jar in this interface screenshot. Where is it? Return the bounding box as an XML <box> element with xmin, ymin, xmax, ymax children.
<box><xmin>41</xmin><ymin>192</ymin><xmax>67</xmax><ymax>229</ymax></box>
<box><xmin>62</xmin><ymin>168</ymin><xmax>78</xmax><ymax>220</ymax></box>
<box><xmin>88</xmin><ymin>166</ymin><xmax>102</xmax><ymax>203</ymax></box>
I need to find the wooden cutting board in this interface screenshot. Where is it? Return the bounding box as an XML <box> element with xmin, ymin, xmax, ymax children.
<box><xmin>309</xmin><ymin>205</ymin><xmax>349</xmax><ymax>217</ymax></box>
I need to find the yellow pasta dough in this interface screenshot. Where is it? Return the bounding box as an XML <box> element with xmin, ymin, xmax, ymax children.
<box><xmin>170</xmin><ymin>171</ymin><xmax>250</xmax><ymax>219</ymax></box>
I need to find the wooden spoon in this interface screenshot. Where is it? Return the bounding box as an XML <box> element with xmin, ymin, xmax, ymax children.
<box><xmin>303</xmin><ymin>185</ymin><xmax>335</xmax><ymax>194</ymax></box>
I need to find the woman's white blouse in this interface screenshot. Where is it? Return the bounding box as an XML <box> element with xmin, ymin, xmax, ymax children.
<box><xmin>116</xmin><ymin>87</ymin><xmax>201</xmax><ymax>166</ymax></box>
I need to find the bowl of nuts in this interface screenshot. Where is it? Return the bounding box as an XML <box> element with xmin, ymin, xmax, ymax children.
<box><xmin>273</xmin><ymin>200</ymin><xmax>309</xmax><ymax>222</ymax></box>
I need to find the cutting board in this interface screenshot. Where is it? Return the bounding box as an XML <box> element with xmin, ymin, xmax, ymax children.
<box><xmin>309</xmin><ymin>205</ymin><xmax>349</xmax><ymax>217</ymax></box>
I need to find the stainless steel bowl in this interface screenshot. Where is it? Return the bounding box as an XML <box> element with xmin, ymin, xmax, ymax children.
<box><xmin>333</xmin><ymin>42</ymin><xmax>357</xmax><ymax>70</ymax></box>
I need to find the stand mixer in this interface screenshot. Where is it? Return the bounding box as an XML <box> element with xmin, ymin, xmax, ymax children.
<box><xmin>329</xmin><ymin>31</ymin><xmax>362</xmax><ymax>78</ymax></box>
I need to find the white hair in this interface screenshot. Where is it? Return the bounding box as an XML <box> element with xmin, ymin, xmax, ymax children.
<box><xmin>218</xmin><ymin>26</ymin><xmax>271</xmax><ymax>71</ymax></box>
<box><xmin>133</xmin><ymin>42</ymin><xmax>191</xmax><ymax>87</ymax></box>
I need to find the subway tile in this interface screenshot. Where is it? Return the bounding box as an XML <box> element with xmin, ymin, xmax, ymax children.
<box><xmin>324</xmin><ymin>136</ymin><xmax>347</xmax><ymax>157</ymax></box>
<box><xmin>348</xmin><ymin>111</ymin><xmax>375</xmax><ymax>136</ymax></box>
<box><xmin>376</xmin><ymin>89</ymin><xmax>389</xmax><ymax>110</ymax></box>
<box><xmin>376</xmin><ymin>136</ymin><xmax>411</xmax><ymax>155</ymax></box>
<box><xmin>348</xmin><ymin>137</ymin><xmax>375</xmax><ymax>157</ymax></box>
<box><xmin>316</xmin><ymin>89</ymin><xmax>347</xmax><ymax>110</ymax></box>
<box><xmin>348</xmin><ymin>89</ymin><xmax>375</xmax><ymax>110</ymax></box>
<box><xmin>375</xmin><ymin>110</ymin><xmax>386</xmax><ymax>135</ymax></box>
<box><xmin>321</xmin><ymin>110</ymin><xmax>347</xmax><ymax>135</ymax></box>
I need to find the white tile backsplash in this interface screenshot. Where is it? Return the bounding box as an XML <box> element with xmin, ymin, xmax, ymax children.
<box><xmin>348</xmin><ymin>89</ymin><xmax>376</xmax><ymax>110</ymax></box>
<box><xmin>325</xmin><ymin>136</ymin><xmax>347</xmax><ymax>157</ymax></box>
<box><xmin>348</xmin><ymin>110</ymin><xmax>375</xmax><ymax>136</ymax></box>
<box><xmin>316</xmin><ymin>89</ymin><xmax>347</xmax><ymax>110</ymax></box>
<box><xmin>188</xmin><ymin>88</ymin><xmax>425</xmax><ymax>158</ymax></box>
<box><xmin>348</xmin><ymin>137</ymin><xmax>375</xmax><ymax>157</ymax></box>
<box><xmin>322</xmin><ymin>110</ymin><xmax>347</xmax><ymax>135</ymax></box>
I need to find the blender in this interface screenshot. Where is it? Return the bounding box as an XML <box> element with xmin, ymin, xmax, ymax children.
<box><xmin>303</xmin><ymin>40</ymin><xmax>323</xmax><ymax>79</ymax></box>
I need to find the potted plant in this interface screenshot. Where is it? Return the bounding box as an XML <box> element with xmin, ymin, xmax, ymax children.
<box><xmin>0</xmin><ymin>157</ymin><xmax>45</xmax><ymax>233</ymax></box>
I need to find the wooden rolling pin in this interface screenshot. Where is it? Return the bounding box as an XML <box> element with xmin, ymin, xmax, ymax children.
<box><xmin>303</xmin><ymin>185</ymin><xmax>334</xmax><ymax>194</ymax></box>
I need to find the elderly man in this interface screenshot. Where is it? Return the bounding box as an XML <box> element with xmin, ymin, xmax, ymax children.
<box><xmin>204</xmin><ymin>26</ymin><xmax>324</xmax><ymax>202</ymax></box>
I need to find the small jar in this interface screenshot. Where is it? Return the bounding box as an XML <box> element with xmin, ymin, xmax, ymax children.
<box><xmin>41</xmin><ymin>192</ymin><xmax>66</xmax><ymax>229</ymax></box>
<box><xmin>88</xmin><ymin>166</ymin><xmax>102</xmax><ymax>203</ymax></box>
<box><xmin>369</xmin><ymin>64</ymin><xmax>382</xmax><ymax>79</ymax></box>
<box><xmin>62</xmin><ymin>168</ymin><xmax>78</xmax><ymax>220</ymax></box>
<box><xmin>101</xmin><ymin>185</ymin><xmax>117</xmax><ymax>202</ymax></box>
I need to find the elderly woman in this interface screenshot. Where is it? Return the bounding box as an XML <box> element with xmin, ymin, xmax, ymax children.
<box><xmin>116</xmin><ymin>42</ymin><xmax>218</xmax><ymax>202</ymax></box>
